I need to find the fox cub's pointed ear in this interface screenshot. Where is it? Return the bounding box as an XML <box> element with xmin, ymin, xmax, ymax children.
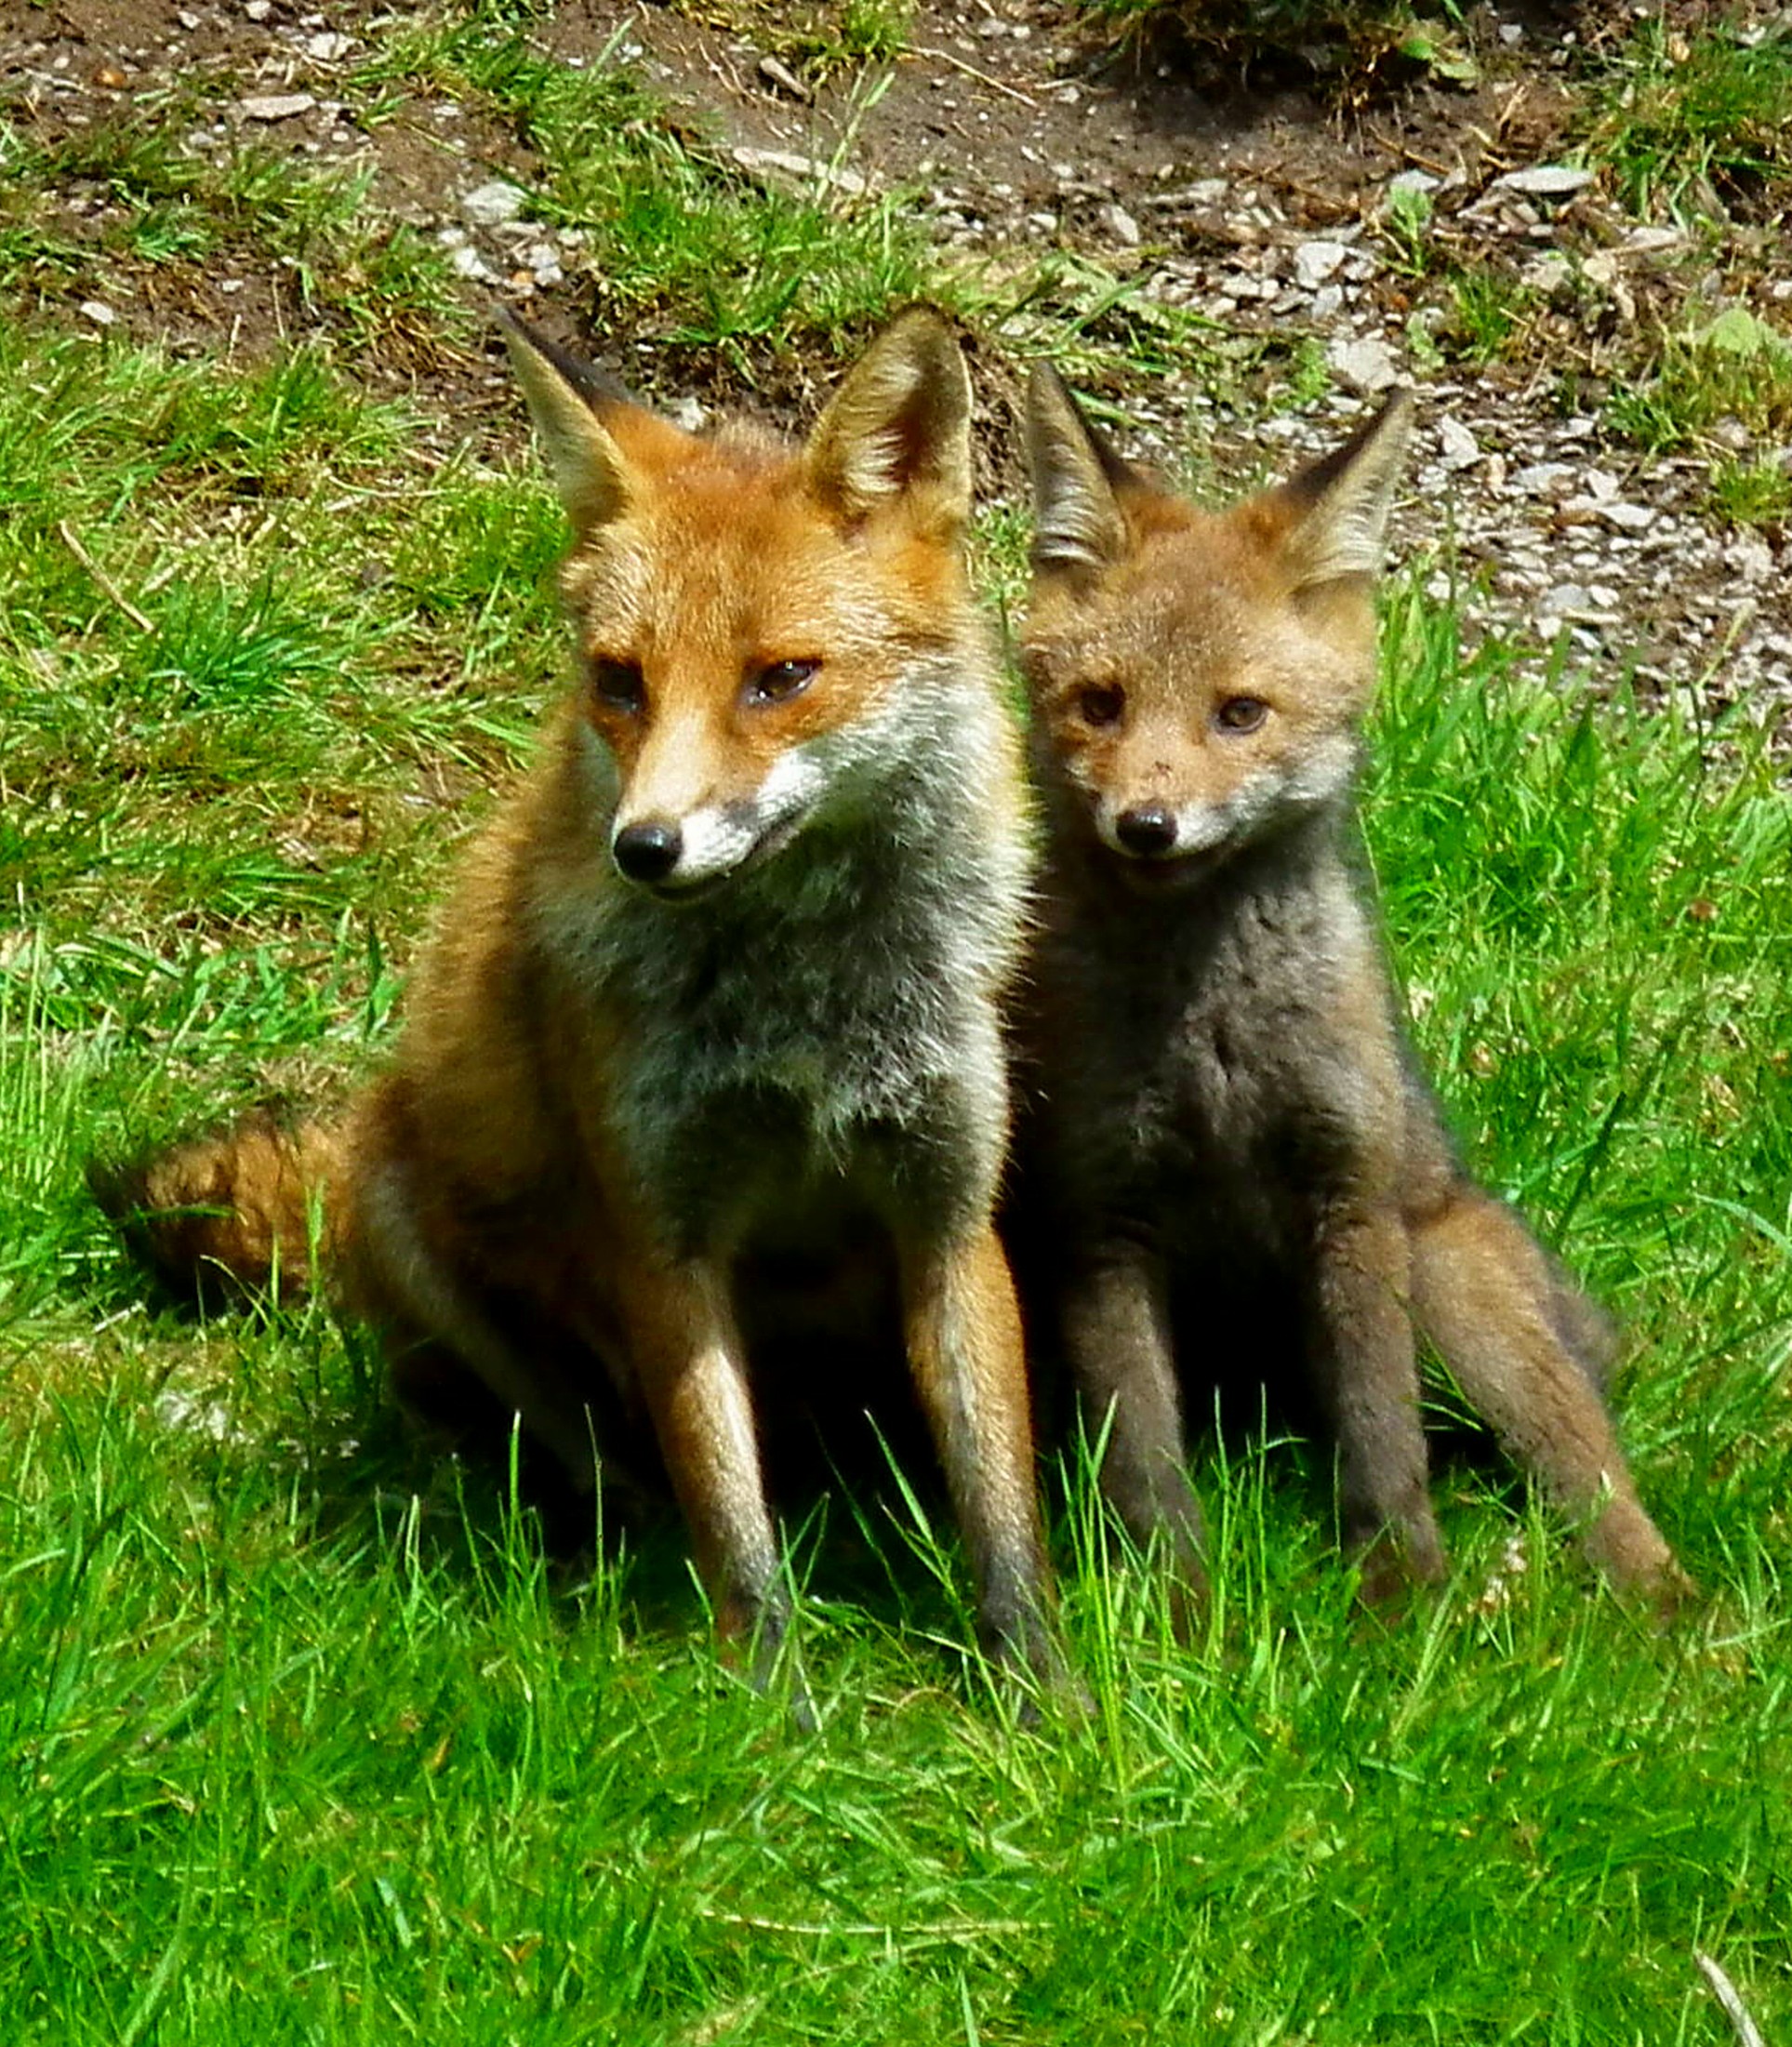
<box><xmin>499</xmin><ymin>310</ymin><xmax>637</xmax><ymax>531</ymax></box>
<box><xmin>1025</xmin><ymin>362</ymin><xmax>1134</xmax><ymax>578</ymax></box>
<box><xmin>804</xmin><ymin>307</ymin><xmax>973</xmax><ymax>529</ymax></box>
<box><xmin>1263</xmin><ymin>389</ymin><xmax>1413</xmax><ymax>593</ymax></box>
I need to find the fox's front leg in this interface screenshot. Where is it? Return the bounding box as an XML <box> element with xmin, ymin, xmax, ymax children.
<box><xmin>620</xmin><ymin>1257</ymin><xmax>790</xmax><ymax>1679</ymax></box>
<box><xmin>1059</xmin><ymin>1246</ymin><xmax>1207</xmax><ymax>1606</ymax></box>
<box><xmin>897</xmin><ymin>1221</ymin><xmax>1063</xmax><ymax>1686</ymax></box>
<box><xmin>1307</xmin><ymin>1199</ymin><xmax>1446</xmax><ymax>1599</ymax></box>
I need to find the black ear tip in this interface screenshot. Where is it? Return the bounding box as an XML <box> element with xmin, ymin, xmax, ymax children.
<box><xmin>498</xmin><ymin>307</ymin><xmax>639</xmax><ymax>411</ymax></box>
<box><xmin>493</xmin><ymin>301</ymin><xmax>551</xmax><ymax>354</ymax></box>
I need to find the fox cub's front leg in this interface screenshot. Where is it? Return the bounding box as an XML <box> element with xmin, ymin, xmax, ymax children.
<box><xmin>1307</xmin><ymin>1200</ymin><xmax>1447</xmax><ymax>1601</ymax></box>
<box><xmin>1059</xmin><ymin>1246</ymin><xmax>1208</xmax><ymax>1607</ymax></box>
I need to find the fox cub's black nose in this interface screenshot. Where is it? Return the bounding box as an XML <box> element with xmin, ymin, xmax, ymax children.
<box><xmin>613</xmin><ymin>819</ymin><xmax>683</xmax><ymax>884</ymax></box>
<box><xmin>1115</xmin><ymin>804</ymin><xmax>1178</xmax><ymax>857</ymax></box>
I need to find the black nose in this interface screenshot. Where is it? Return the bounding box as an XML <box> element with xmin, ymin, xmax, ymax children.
<box><xmin>613</xmin><ymin>818</ymin><xmax>683</xmax><ymax>884</ymax></box>
<box><xmin>1115</xmin><ymin>804</ymin><xmax>1178</xmax><ymax>857</ymax></box>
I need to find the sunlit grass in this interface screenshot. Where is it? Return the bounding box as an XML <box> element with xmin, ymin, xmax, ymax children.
<box><xmin>1</xmin><ymin>7</ymin><xmax>1787</xmax><ymax>2038</ymax></box>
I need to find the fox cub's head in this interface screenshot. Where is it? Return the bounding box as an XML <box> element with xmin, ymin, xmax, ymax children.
<box><xmin>1020</xmin><ymin>366</ymin><xmax>1411</xmax><ymax>891</ymax></box>
<box><xmin>503</xmin><ymin>307</ymin><xmax>978</xmax><ymax>899</ymax></box>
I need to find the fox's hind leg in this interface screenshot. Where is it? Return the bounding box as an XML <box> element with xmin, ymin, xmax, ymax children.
<box><xmin>1059</xmin><ymin>1246</ymin><xmax>1209</xmax><ymax>1615</ymax></box>
<box><xmin>351</xmin><ymin>1152</ymin><xmax>604</xmax><ymax>1493</ymax></box>
<box><xmin>1408</xmin><ymin>1183</ymin><xmax>1688</xmax><ymax>1609</ymax></box>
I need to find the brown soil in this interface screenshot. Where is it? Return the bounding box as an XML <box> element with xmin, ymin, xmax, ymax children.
<box><xmin>3</xmin><ymin>0</ymin><xmax>1788</xmax><ymax>720</ymax></box>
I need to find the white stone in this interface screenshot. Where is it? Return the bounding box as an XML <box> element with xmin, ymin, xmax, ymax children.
<box><xmin>236</xmin><ymin>92</ymin><xmax>316</xmax><ymax>120</ymax></box>
<box><xmin>78</xmin><ymin>299</ymin><xmax>116</xmax><ymax>326</ymax></box>
<box><xmin>1520</xmin><ymin>251</ymin><xmax>1573</xmax><ymax>294</ymax></box>
<box><xmin>1438</xmin><ymin>417</ymin><xmax>1479</xmax><ymax>469</ymax></box>
<box><xmin>1293</xmin><ymin>239</ymin><xmax>1347</xmax><ymax>288</ymax></box>
<box><xmin>307</xmin><ymin>31</ymin><xmax>352</xmax><ymax>60</ymax></box>
<box><xmin>462</xmin><ymin>179</ymin><xmax>526</xmax><ymax>227</ymax></box>
<box><xmin>729</xmin><ymin>146</ymin><xmax>866</xmax><ymax>197</ymax></box>
<box><xmin>1327</xmin><ymin>334</ymin><xmax>1399</xmax><ymax>392</ymax></box>
<box><xmin>1494</xmin><ymin>164</ymin><xmax>1595</xmax><ymax>198</ymax></box>
<box><xmin>1599</xmin><ymin>501</ymin><xmax>1653</xmax><ymax>533</ymax></box>
<box><xmin>1724</xmin><ymin>534</ymin><xmax>1774</xmax><ymax>580</ymax></box>
<box><xmin>1512</xmin><ymin>461</ymin><xmax>1574</xmax><ymax>497</ymax></box>
<box><xmin>1387</xmin><ymin>169</ymin><xmax>1440</xmax><ymax>199</ymax></box>
<box><xmin>1098</xmin><ymin>202</ymin><xmax>1141</xmax><ymax>247</ymax></box>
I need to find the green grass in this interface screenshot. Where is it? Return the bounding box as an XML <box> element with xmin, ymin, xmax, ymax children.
<box><xmin>4</xmin><ymin>5</ymin><xmax>1791</xmax><ymax>2039</ymax></box>
<box><xmin>1585</xmin><ymin>12</ymin><xmax>1792</xmax><ymax>222</ymax></box>
<box><xmin>7</xmin><ymin>350</ymin><xmax>1790</xmax><ymax>2035</ymax></box>
<box><xmin>0</xmin><ymin>105</ymin><xmax>465</xmax><ymax>362</ymax></box>
<box><xmin>1603</xmin><ymin>309</ymin><xmax>1792</xmax><ymax>471</ymax></box>
<box><xmin>663</xmin><ymin>0</ymin><xmax>914</xmax><ymax>77</ymax></box>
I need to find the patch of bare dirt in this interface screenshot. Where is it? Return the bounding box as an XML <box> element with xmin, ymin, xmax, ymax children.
<box><xmin>3</xmin><ymin>0</ymin><xmax>1787</xmax><ymax>721</ymax></box>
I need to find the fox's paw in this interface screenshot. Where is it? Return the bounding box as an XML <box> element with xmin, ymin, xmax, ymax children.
<box><xmin>1349</xmin><ymin>1518</ymin><xmax>1449</xmax><ymax>1617</ymax></box>
<box><xmin>1582</xmin><ymin>1502</ymin><xmax>1696</xmax><ymax>1623</ymax></box>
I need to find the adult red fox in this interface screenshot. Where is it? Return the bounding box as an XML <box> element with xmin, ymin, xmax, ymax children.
<box><xmin>98</xmin><ymin>310</ymin><xmax>1062</xmax><ymax>1696</ymax></box>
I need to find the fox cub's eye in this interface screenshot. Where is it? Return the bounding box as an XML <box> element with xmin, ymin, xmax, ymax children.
<box><xmin>1215</xmin><ymin>696</ymin><xmax>1268</xmax><ymax>734</ymax></box>
<box><xmin>1076</xmin><ymin>684</ymin><xmax>1126</xmax><ymax>728</ymax></box>
<box><xmin>590</xmin><ymin>657</ymin><xmax>646</xmax><ymax>714</ymax></box>
<box><xmin>747</xmin><ymin>658</ymin><xmax>820</xmax><ymax>707</ymax></box>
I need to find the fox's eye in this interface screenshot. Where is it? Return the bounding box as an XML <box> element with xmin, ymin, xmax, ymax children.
<box><xmin>591</xmin><ymin>657</ymin><xmax>646</xmax><ymax>714</ymax></box>
<box><xmin>1076</xmin><ymin>684</ymin><xmax>1125</xmax><ymax>728</ymax></box>
<box><xmin>1215</xmin><ymin>696</ymin><xmax>1268</xmax><ymax>733</ymax></box>
<box><xmin>747</xmin><ymin>658</ymin><xmax>820</xmax><ymax>707</ymax></box>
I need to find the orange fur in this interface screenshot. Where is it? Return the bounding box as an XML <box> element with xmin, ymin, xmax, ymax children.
<box><xmin>99</xmin><ymin>310</ymin><xmax>1063</xmax><ymax>1699</ymax></box>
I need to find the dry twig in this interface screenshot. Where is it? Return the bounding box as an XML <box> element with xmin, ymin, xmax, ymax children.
<box><xmin>1697</xmin><ymin>1952</ymin><xmax>1770</xmax><ymax>2047</ymax></box>
<box><xmin>55</xmin><ymin>519</ymin><xmax>155</xmax><ymax>633</ymax></box>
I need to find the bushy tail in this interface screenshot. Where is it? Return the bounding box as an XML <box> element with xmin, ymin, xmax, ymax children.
<box><xmin>89</xmin><ymin>1111</ymin><xmax>342</xmax><ymax>1305</ymax></box>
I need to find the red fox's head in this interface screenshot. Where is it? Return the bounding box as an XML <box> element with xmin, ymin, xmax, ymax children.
<box><xmin>1020</xmin><ymin>366</ymin><xmax>1411</xmax><ymax>891</ymax></box>
<box><xmin>503</xmin><ymin>307</ymin><xmax>977</xmax><ymax>898</ymax></box>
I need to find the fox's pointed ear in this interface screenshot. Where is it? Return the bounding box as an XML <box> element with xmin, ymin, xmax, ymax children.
<box><xmin>804</xmin><ymin>306</ymin><xmax>973</xmax><ymax>528</ymax></box>
<box><xmin>1025</xmin><ymin>363</ymin><xmax>1134</xmax><ymax>577</ymax></box>
<box><xmin>499</xmin><ymin>310</ymin><xmax>637</xmax><ymax>531</ymax></box>
<box><xmin>1260</xmin><ymin>389</ymin><xmax>1413</xmax><ymax>592</ymax></box>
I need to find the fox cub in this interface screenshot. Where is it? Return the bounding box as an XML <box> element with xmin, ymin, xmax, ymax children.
<box><xmin>99</xmin><ymin>309</ymin><xmax>1062</xmax><ymax>1689</ymax></box>
<box><xmin>1010</xmin><ymin>365</ymin><xmax>1686</xmax><ymax>1611</ymax></box>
